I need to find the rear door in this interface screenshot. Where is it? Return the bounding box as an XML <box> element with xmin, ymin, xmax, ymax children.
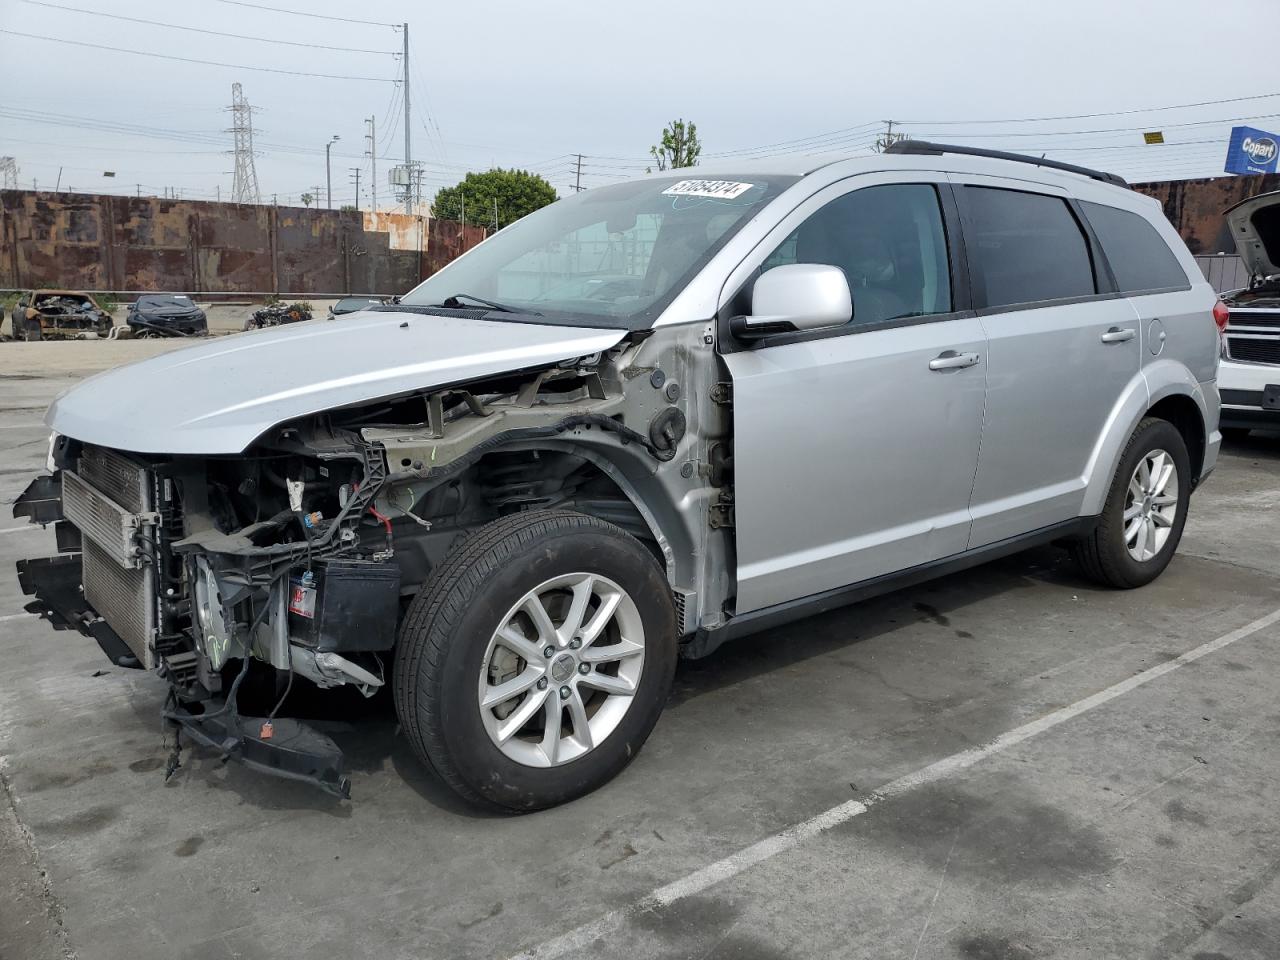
<box><xmin>722</xmin><ymin>175</ymin><xmax>988</xmax><ymax>613</ymax></box>
<box><xmin>1078</xmin><ymin>199</ymin><xmax>1217</xmax><ymax>385</ymax></box>
<box><xmin>952</xmin><ymin>177</ymin><xmax>1143</xmax><ymax>547</ymax></box>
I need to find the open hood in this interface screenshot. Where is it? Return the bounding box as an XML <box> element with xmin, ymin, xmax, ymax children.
<box><xmin>1225</xmin><ymin>189</ymin><xmax>1280</xmax><ymax>280</ymax></box>
<box><xmin>47</xmin><ymin>310</ymin><xmax>627</xmax><ymax>455</ymax></box>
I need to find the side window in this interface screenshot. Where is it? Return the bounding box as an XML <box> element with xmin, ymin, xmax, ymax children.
<box><xmin>963</xmin><ymin>187</ymin><xmax>1096</xmax><ymax>307</ymax></box>
<box><xmin>762</xmin><ymin>184</ymin><xmax>952</xmax><ymax>326</ymax></box>
<box><xmin>1080</xmin><ymin>201</ymin><xmax>1188</xmax><ymax>294</ymax></box>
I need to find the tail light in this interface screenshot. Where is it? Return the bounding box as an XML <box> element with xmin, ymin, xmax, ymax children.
<box><xmin>1212</xmin><ymin>300</ymin><xmax>1230</xmax><ymax>332</ymax></box>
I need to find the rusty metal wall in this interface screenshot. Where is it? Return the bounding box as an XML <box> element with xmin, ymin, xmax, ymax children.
<box><xmin>1133</xmin><ymin>173</ymin><xmax>1280</xmax><ymax>256</ymax></box>
<box><xmin>0</xmin><ymin>190</ymin><xmax>487</xmax><ymax>295</ymax></box>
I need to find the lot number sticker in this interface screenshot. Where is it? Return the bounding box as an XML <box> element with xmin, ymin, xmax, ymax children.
<box><xmin>662</xmin><ymin>179</ymin><xmax>756</xmax><ymax>200</ymax></box>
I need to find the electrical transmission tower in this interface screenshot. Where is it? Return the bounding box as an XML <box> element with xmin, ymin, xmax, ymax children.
<box><xmin>0</xmin><ymin>157</ymin><xmax>17</xmax><ymax>190</ymax></box>
<box><xmin>227</xmin><ymin>82</ymin><xmax>261</xmax><ymax>205</ymax></box>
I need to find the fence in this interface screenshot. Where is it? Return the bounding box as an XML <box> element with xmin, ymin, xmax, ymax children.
<box><xmin>1195</xmin><ymin>255</ymin><xmax>1251</xmax><ymax>293</ymax></box>
<box><xmin>0</xmin><ymin>190</ymin><xmax>488</xmax><ymax>296</ymax></box>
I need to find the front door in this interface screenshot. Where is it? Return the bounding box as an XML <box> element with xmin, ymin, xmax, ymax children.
<box><xmin>722</xmin><ymin>178</ymin><xmax>988</xmax><ymax>614</ymax></box>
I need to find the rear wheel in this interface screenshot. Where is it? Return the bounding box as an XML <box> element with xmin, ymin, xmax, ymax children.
<box><xmin>1070</xmin><ymin>417</ymin><xmax>1190</xmax><ymax>588</ymax></box>
<box><xmin>394</xmin><ymin>510</ymin><xmax>677</xmax><ymax>811</ymax></box>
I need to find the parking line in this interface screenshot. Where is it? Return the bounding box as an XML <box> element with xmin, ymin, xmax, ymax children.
<box><xmin>0</xmin><ymin>422</ymin><xmax>43</xmax><ymax>430</ymax></box>
<box><xmin>0</xmin><ymin>526</ymin><xmax>40</xmax><ymax>535</ymax></box>
<box><xmin>509</xmin><ymin>606</ymin><xmax>1280</xmax><ymax>960</ymax></box>
<box><xmin>0</xmin><ymin>613</ymin><xmax>35</xmax><ymax>624</ymax></box>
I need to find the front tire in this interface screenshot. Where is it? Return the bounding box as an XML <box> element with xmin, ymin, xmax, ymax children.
<box><xmin>1070</xmin><ymin>417</ymin><xmax>1191</xmax><ymax>588</ymax></box>
<box><xmin>394</xmin><ymin>510</ymin><xmax>677</xmax><ymax>811</ymax></box>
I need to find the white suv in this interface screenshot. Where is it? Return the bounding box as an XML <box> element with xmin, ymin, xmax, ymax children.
<box><xmin>1218</xmin><ymin>190</ymin><xmax>1280</xmax><ymax>436</ymax></box>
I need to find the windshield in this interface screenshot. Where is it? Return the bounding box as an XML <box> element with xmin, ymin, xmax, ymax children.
<box><xmin>401</xmin><ymin>174</ymin><xmax>797</xmax><ymax>328</ymax></box>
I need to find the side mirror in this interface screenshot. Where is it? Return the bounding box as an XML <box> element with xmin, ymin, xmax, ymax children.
<box><xmin>732</xmin><ymin>263</ymin><xmax>852</xmax><ymax>338</ymax></box>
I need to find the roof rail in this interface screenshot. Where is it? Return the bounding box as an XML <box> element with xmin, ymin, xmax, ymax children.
<box><xmin>884</xmin><ymin>139</ymin><xmax>1129</xmax><ymax>188</ymax></box>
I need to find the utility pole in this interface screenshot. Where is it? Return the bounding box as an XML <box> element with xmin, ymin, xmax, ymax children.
<box><xmin>493</xmin><ymin>197</ymin><xmax>499</xmax><ymax>231</ymax></box>
<box><xmin>873</xmin><ymin>120</ymin><xmax>905</xmax><ymax>153</ymax></box>
<box><xmin>136</xmin><ymin>184</ymin><xmax>141</xmax><ymax>198</ymax></box>
<box><xmin>216</xmin><ymin>184</ymin><xmax>221</xmax><ymax>202</ymax></box>
<box><xmin>228</xmin><ymin>82</ymin><xmax>262</xmax><ymax>204</ymax></box>
<box><xmin>402</xmin><ymin>22</ymin><xmax>412</xmax><ymax>213</ymax></box>
<box><xmin>349</xmin><ymin>167</ymin><xmax>361</xmax><ymax>210</ymax></box>
<box><xmin>574</xmin><ymin>154</ymin><xmax>583</xmax><ymax>193</ymax></box>
<box><xmin>325</xmin><ymin>134</ymin><xmax>340</xmax><ymax>209</ymax></box>
<box><xmin>365</xmin><ymin>115</ymin><xmax>377</xmax><ymax>213</ymax></box>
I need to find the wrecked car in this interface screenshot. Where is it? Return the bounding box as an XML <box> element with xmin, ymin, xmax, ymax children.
<box><xmin>14</xmin><ymin>143</ymin><xmax>1220</xmax><ymax>810</ymax></box>
<box><xmin>8</xmin><ymin>289</ymin><xmax>113</xmax><ymax>341</ymax></box>
<box><xmin>1217</xmin><ymin>189</ymin><xmax>1280</xmax><ymax>436</ymax></box>
<box><xmin>244</xmin><ymin>301</ymin><xmax>312</xmax><ymax>330</ymax></box>
<box><xmin>126</xmin><ymin>294</ymin><xmax>208</xmax><ymax>338</ymax></box>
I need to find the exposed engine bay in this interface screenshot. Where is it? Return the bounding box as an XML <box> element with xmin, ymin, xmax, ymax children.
<box><xmin>14</xmin><ymin>322</ymin><xmax>731</xmax><ymax>797</ymax></box>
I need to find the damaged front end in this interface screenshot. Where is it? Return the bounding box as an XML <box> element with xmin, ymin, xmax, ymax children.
<box><xmin>15</xmin><ymin>425</ymin><xmax>400</xmax><ymax>799</ymax></box>
<box><xmin>14</xmin><ymin>320</ymin><xmax>725</xmax><ymax>799</ymax></box>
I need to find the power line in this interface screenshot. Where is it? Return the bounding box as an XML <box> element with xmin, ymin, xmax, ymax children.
<box><xmin>211</xmin><ymin>0</ymin><xmax>398</xmax><ymax>27</ymax></box>
<box><xmin>909</xmin><ymin>113</ymin><xmax>1280</xmax><ymax>141</ymax></box>
<box><xmin>0</xmin><ymin>30</ymin><xmax>398</xmax><ymax>82</ymax></box>
<box><xmin>899</xmin><ymin>92</ymin><xmax>1280</xmax><ymax>125</ymax></box>
<box><xmin>16</xmin><ymin>0</ymin><xmax>399</xmax><ymax>54</ymax></box>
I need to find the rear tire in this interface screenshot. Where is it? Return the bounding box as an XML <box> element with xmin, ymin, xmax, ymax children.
<box><xmin>1070</xmin><ymin>417</ymin><xmax>1190</xmax><ymax>588</ymax></box>
<box><xmin>393</xmin><ymin>510</ymin><xmax>677</xmax><ymax>811</ymax></box>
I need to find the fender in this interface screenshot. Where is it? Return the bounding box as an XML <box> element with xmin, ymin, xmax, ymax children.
<box><xmin>1079</xmin><ymin>360</ymin><xmax>1209</xmax><ymax>517</ymax></box>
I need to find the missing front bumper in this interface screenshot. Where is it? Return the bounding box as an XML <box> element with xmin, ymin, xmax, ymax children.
<box><xmin>166</xmin><ymin>703</ymin><xmax>351</xmax><ymax>799</ymax></box>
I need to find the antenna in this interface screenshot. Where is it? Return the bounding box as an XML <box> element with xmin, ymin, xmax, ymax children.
<box><xmin>227</xmin><ymin>82</ymin><xmax>261</xmax><ymax>205</ymax></box>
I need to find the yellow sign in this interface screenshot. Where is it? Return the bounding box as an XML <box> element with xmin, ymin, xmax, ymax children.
<box><xmin>1143</xmin><ymin>131</ymin><xmax>1165</xmax><ymax>145</ymax></box>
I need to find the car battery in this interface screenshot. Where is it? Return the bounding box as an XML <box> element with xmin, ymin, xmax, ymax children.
<box><xmin>287</xmin><ymin>559</ymin><xmax>400</xmax><ymax>652</ymax></box>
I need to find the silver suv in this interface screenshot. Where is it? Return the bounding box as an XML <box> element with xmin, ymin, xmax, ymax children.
<box><xmin>14</xmin><ymin>141</ymin><xmax>1220</xmax><ymax>809</ymax></box>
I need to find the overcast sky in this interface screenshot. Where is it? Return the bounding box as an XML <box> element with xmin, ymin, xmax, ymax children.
<box><xmin>2</xmin><ymin>0</ymin><xmax>1277</xmax><ymax>207</ymax></box>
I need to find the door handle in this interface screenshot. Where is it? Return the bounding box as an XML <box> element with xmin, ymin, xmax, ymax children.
<box><xmin>1100</xmin><ymin>327</ymin><xmax>1136</xmax><ymax>344</ymax></box>
<box><xmin>928</xmin><ymin>350</ymin><xmax>981</xmax><ymax>371</ymax></box>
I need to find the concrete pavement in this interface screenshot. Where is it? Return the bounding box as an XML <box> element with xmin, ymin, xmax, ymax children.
<box><xmin>1</xmin><ymin>355</ymin><xmax>1278</xmax><ymax>960</ymax></box>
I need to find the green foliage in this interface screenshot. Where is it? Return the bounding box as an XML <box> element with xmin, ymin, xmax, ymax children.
<box><xmin>648</xmin><ymin>118</ymin><xmax>701</xmax><ymax>173</ymax></box>
<box><xmin>432</xmin><ymin>168</ymin><xmax>557</xmax><ymax>230</ymax></box>
<box><xmin>300</xmin><ymin>193</ymin><xmax>314</xmax><ymax>208</ymax></box>
<box><xmin>95</xmin><ymin>292</ymin><xmax>119</xmax><ymax>313</ymax></box>
<box><xmin>1</xmin><ymin>292</ymin><xmax>20</xmax><ymax>313</ymax></box>
<box><xmin>339</xmin><ymin>204</ymin><xmax>358</xmax><ymax>213</ymax></box>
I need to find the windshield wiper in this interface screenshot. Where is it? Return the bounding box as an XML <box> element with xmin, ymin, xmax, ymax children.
<box><xmin>432</xmin><ymin>293</ymin><xmax>540</xmax><ymax>316</ymax></box>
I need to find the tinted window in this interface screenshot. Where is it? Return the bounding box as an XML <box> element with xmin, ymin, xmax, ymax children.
<box><xmin>1081</xmin><ymin>201</ymin><xmax>1188</xmax><ymax>293</ymax></box>
<box><xmin>964</xmin><ymin>187</ymin><xmax>1096</xmax><ymax>307</ymax></box>
<box><xmin>762</xmin><ymin>184</ymin><xmax>952</xmax><ymax>326</ymax></box>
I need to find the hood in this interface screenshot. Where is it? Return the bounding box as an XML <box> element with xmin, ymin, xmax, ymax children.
<box><xmin>47</xmin><ymin>310</ymin><xmax>627</xmax><ymax>455</ymax></box>
<box><xmin>1225</xmin><ymin>189</ymin><xmax>1280</xmax><ymax>280</ymax></box>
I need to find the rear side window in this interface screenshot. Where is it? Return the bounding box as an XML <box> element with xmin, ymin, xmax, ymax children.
<box><xmin>1081</xmin><ymin>201</ymin><xmax>1188</xmax><ymax>294</ymax></box>
<box><xmin>963</xmin><ymin>187</ymin><xmax>1096</xmax><ymax>308</ymax></box>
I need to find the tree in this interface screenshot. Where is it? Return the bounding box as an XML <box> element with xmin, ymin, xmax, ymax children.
<box><xmin>648</xmin><ymin>118</ymin><xmax>701</xmax><ymax>172</ymax></box>
<box><xmin>300</xmin><ymin>192</ymin><xmax>314</xmax><ymax>208</ymax></box>
<box><xmin>432</xmin><ymin>168</ymin><xmax>557</xmax><ymax>230</ymax></box>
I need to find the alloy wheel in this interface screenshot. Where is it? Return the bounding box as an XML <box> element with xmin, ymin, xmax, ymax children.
<box><xmin>477</xmin><ymin>572</ymin><xmax>645</xmax><ymax>768</ymax></box>
<box><xmin>1123</xmin><ymin>448</ymin><xmax>1179</xmax><ymax>562</ymax></box>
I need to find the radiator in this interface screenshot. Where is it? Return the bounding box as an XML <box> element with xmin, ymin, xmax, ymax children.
<box><xmin>64</xmin><ymin>447</ymin><xmax>158</xmax><ymax>668</ymax></box>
